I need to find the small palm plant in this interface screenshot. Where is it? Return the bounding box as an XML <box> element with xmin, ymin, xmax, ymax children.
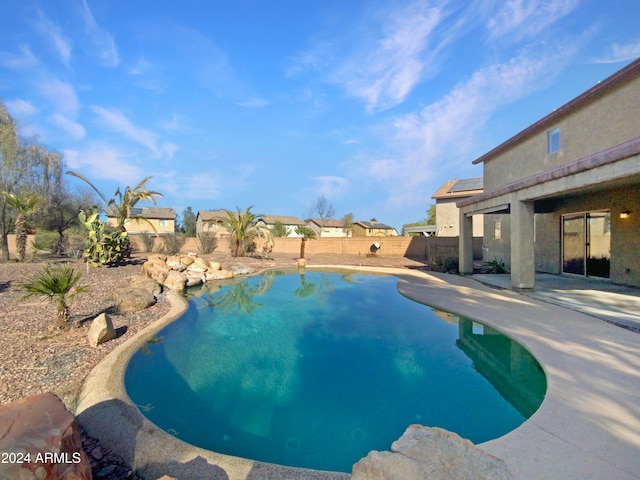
<box><xmin>20</xmin><ymin>264</ymin><xmax>89</xmax><ymax>329</ymax></box>
<box><xmin>294</xmin><ymin>225</ymin><xmax>317</xmax><ymax>259</ymax></box>
<box><xmin>3</xmin><ymin>192</ymin><xmax>42</xmax><ymax>262</ymax></box>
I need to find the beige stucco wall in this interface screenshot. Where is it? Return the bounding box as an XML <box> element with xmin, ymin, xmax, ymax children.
<box><xmin>483</xmin><ymin>74</ymin><xmax>640</xmax><ymax>190</ymax></box>
<box><xmin>436</xmin><ymin>199</ymin><xmax>484</xmax><ymax>237</ymax></box>
<box><xmin>120</xmin><ymin>217</ymin><xmax>175</xmax><ymax>234</ymax></box>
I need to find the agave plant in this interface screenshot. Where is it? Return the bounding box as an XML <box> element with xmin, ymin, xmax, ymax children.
<box><xmin>20</xmin><ymin>264</ymin><xmax>89</xmax><ymax>329</ymax></box>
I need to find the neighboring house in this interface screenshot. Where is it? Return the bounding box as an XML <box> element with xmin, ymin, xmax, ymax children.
<box><xmin>351</xmin><ymin>221</ymin><xmax>398</xmax><ymax>237</ymax></box>
<box><xmin>458</xmin><ymin>58</ymin><xmax>640</xmax><ymax>288</ymax></box>
<box><xmin>308</xmin><ymin>218</ymin><xmax>351</xmax><ymax>237</ymax></box>
<box><xmin>431</xmin><ymin>178</ymin><xmax>484</xmax><ymax>237</ymax></box>
<box><xmin>107</xmin><ymin>207</ymin><xmax>176</xmax><ymax>234</ymax></box>
<box><xmin>196</xmin><ymin>210</ymin><xmax>229</xmax><ymax>236</ymax></box>
<box><xmin>255</xmin><ymin>215</ymin><xmax>307</xmax><ymax>237</ymax></box>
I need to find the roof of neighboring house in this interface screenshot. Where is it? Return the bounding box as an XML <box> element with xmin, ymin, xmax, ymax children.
<box><xmin>473</xmin><ymin>57</ymin><xmax>640</xmax><ymax>165</ymax></box>
<box><xmin>353</xmin><ymin>221</ymin><xmax>396</xmax><ymax>231</ymax></box>
<box><xmin>257</xmin><ymin>215</ymin><xmax>306</xmax><ymax>225</ymax></box>
<box><xmin>108</xmin><ymin>207</ymin><xmax>176</xmax><ymax>219</ymax></box>
<box><xmin>432</xmin><ymin>177</ymin><xmax>484</xmax><ymax>200</ymax></box>
<box><xmin>308</xmin><ymin>218</ymin><xmax>346</xmax><ymax>228</ymax></box>
<box><xmin>196</xmin><ymin>209</ymin><xmax>228</xmax><ymax>221</ymax></box>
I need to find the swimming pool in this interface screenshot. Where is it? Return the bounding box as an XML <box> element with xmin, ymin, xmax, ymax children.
<box><xmin>125</xmin><ymin>269</ymin><xmax>546</xmax><ymax>473</ymax></box>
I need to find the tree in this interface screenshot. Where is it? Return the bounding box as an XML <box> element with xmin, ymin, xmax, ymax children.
<box><xmin>0</xmin><ymin>104</ymin><xmax>63</xmax><ymax>260</ymax></box>
<box><xmin>3</xmin><ymin>192</ymin><xmax>41</xmax><ymax>261</ymax></box>
<box><xmin>222</xmin><ymin>206</ymin><xmax>273</xmax><ymax>257</ymax></box>
<box><xmin>270</xmin><ymin>220</ymin><xmax>288</xmax><ymax>237</ymax></box>
<box><xmin>181</xmin><ymin>206</ymin><xmax>196</xmax><ymax>237</ymax></box>
<box><xmin>294</xmin><ymin>225</ymin><xmax>317</xmax><ymax>259</ymax></box>
<box><xmin>311</xmin><ymin>195</ymin><xmax>335</xmax><ymax>227</ymax></box>
<box><xmin>19</xmin><ymin>264</ymin><xmax>89</xmax><ymax>329</ymax></box>
<box><xmin>66</xmin><ymin>171</ymin><xmax>163</xmax><ymax>233</ymax></box>
<box><xmin>340</xmin><ymin>212</ymin><xmax>354</xmax><ymax>237</ymax></box>
<box><xmin>426</xmin><ymin>204</ymin><xmax>436</xmax><ymax>225</ymax></box>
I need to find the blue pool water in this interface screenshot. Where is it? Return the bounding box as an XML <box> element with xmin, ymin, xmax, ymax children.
<box><xmin>125</xmin><ymin>270</ymin><xmax>546</xmax><ymax>473</ymax></box>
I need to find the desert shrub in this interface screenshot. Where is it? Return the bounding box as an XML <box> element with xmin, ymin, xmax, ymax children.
<box><xmin>161</xmin><ymin>232</ymin><xmax>187</xmax><ymax>255</ymax></box>
<box><xmin>481</xmin><ymin>258</ymin><xmax>509</xmax><ymax>274</ymax></box>
<box><xmin>429</xmin><ymin>256</ymin><xmax>459</xmax><ymax>274</ymax></box>
<box><xmin>139</xmin><ymin>232</ymin><xmax>156</xmax><ymax>252</ymax></box>
<box><xmin>197</xmin><ymin>232</ymin><xmax>218</xmax><ymax>254</ymax></box>
<box><xmin>33</xmin><ymin>231</ymin><xmax>59</xmax><ymax>253</ymax></box>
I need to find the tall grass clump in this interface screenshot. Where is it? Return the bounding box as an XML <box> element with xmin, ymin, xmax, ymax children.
<box><xmin>139</xmin><ymin>232</ymin><xmax>156</xmax><ymax>252</ymax></box>
<box><xmin>161</xmin><ymin>233</ymin><xmax>187</xmax><ymax>255</ymax></box>
<box><xmin>197</xmin><ymin>232</ymin><xmax>218</xmax><ymax>254</ymax></box>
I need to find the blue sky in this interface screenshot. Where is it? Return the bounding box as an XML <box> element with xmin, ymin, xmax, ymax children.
<box><xmin>1</xmin><ymin>0</ymin><xmax>639</xmax><ymax>231</ymax></box>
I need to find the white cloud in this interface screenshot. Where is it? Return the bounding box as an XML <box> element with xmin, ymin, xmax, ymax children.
<box><xmin>311</xmin><ymin>175</ymin><xmax>349</xmax><ymax>199</ymax></box>
<box><xmin>37</xmin><ymin>79</ymin><xmax>80</xmax><ymax>115</ymax></box>
<box><xmin>91</xmin><ymin>106</ymin><xmax>172</xmax><ymax>157</ymax></box>
<box><xmin>487</xmin><ymin>0</ymin><xmax>581</xmax><ymax>41</ymax></box>
<box><xmin>355</xmin><ymin>46</ymin><xmax>577</xmax><ymax>207</ymax></box>
<box><xmin>79</xmin><ymin>0</ymin><xmax>120</xmax><ymax>67</ymax></box>
<box><xmin>592</xmin><ymin>41</ymin><xmax>640</xmax><ymax>64</ymax></box>
<box><xmin>34</xmin><ymin>9</ymin><xmax>72</xmax><ymax>67</ymax></box>
<box><xmin>0</xmin><ymin>45</ymin><xmax>39</xmax><ymax>70</ymax></box>
<box><xmin>236</xmin><ymin>98</ymin><xmax>270</xmax><ymax>108</ymax></box>
<box><xmin>5</xmin><ymin>99</ymin><xmax>39</xmax><ymax>116</ymax></box>
<box><xmin>63</xmin><ymin>145</ymin><xmax>142</xmax><ymax>185</ymax></box>
<box><xmin>49</xmin><ymin>113</ymin><xmax>85</xmax><ymax>139</ymax></box>
<box><xmin>331</xmin><ymin>1</ymin><xmax>446</xmax><ymax>111</ymax></box>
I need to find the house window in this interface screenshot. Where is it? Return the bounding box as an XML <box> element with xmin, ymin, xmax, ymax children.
<box><xmin>494</xmin><ymin>221</ymin><xmax>502</xmax><ymax>240</ymax></box>
<box><xmin>159</xmin><ymin>220</ymin><xmax>168</xmax><ymax>227</ymax></box>
<box><xmin>548</xmin><ymin>127</ymin><xmax>560</xmax><ymax>154</ymax></box>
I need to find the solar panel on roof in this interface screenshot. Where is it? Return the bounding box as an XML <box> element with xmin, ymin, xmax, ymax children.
<box><xmin>129</xmin><ymin>207</ymin><xmax>143</xmax><ymax>216</ymax></box>
<box><xmin>448</xmin><ymin>177</ymin><xmax>483</xmax><ymax>193</ymax></box>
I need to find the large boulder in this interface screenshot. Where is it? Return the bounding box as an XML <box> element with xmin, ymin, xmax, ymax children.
<box><xmin>114</xmin><ymin>287</ymin><xmax>157</xmax><ymax>313</ymax></box>
<box><xmin>163</xmin><ymin>270</ymin><xmax>186</xmax><ymax>290</ymax></box>
<box><xmin>141</xmin><ymin>260</ymin><xmax>169</xmax><ymax>284</ymax></box>
<box><xmin>352</xmin><ymin>425</ymin><xmax>513</xmax><ymax>480</ymax></box>
<box><xmin>0</xmin><ymin>392</ymin><xmax>92</xmax><ymax>480</ymax></box>
<box><xmin>228</xmin><ymin>263</ymin><xmax>254</xmax><ymax>275</ymax></box>
<box><xmin>129</xmin><ymin>275</ymin><xmax>162</xmax><ymax>297</ymax></box>
<box><xmin>88</xmin><ymin>312</ymin><xmax>117</xmax><ymax>347</ymax></box>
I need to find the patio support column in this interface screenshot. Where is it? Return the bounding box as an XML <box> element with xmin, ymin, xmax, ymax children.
<box><xmin>459</xmin><ymin>209</ymin><xmax>474</xmax><ymax>274</ymax></box>
<box><xmin>510</xmin><ymin>197</ymin><xmax>535</xmax><ymax>289</ymax></box>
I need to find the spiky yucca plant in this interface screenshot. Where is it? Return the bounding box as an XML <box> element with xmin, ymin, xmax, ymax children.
<box><xmin>20</xmin><ymin>264</ymin><xmax>89</xmax><ymax>329</ymax></box>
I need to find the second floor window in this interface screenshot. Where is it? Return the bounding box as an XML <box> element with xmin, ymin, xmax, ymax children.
<box><xmin>548</xmin><ymin>127</ymin><xmax>560</xmax><ymax>154</ymax></box>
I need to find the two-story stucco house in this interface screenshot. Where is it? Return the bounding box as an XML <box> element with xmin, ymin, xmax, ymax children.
<box><xmin>195</xmin><ymin>210</ymin><xmax>228</xmax><ymax>236</ymax></box>
<box><xmin>351</xmin><ymin>221</ymin><xmax>398</xmax><ymax>237</ymax></box>
<box><xmin>108</xmin><ymin>207</ymin><xmax>176</xmax><ymax>234</ymax></box>
<box><xmin>255</xmin><ymin>215</ymin><xmax>307</xmax><ymax>237</ymax></box>
<box><xmin>431</xmin><ymin>178</ymin><xmax>484</xmax><ymax>237</ymax></box>
<box><xmin>307</xmin><ymin>218</ymin><xmax>351</xmax><ymax>237</ymax></box>
<box><xmin>458</xmin><ymin>58</ymin><xmax>640</xmax><ymax>288</ymax></box>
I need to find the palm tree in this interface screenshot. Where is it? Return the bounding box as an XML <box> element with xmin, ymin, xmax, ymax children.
<box><xmin>294</xmin><ymin>225</ymin><xmax>317</xmax><ymax>259</ymax></box>
<box><xmin>20</xmin><ymin>264</ymin><xmax>89</xmax><ymax>329</ymax></box>
<box><xmin>66</xmin><ymin>171</ymin><xmax>163</xmax><ymax>233</ymax></box>
<box><xmin>222</xmin><ymin>206</ymin><xmax>273</xmax><ymax>257</ymax></box>
<box><xmin>3</xmin><ymin>192</ymin><xmax>41</xmax><ymax>261</ymax></box>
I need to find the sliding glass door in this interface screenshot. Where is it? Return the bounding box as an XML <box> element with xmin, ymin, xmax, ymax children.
<box><xmin>562</xmin><ymin>212</ymin><xmax>610</xmax><ymax>278</ymax></box>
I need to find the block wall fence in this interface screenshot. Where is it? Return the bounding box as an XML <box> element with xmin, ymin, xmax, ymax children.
<box><xmin>6</xmin><ymin>234</ymin><xmax>483</xmax><ymax>260</ymax></box>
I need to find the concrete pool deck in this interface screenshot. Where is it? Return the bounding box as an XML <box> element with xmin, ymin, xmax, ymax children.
<box><xmin>76</xmin><ymin>267</ymin><xmax>640</xmax><ymax>479</ymax></box>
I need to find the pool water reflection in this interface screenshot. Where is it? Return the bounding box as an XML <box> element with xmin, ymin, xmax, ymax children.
<box><xmin>125</xmin><ymin>270</ymin><xmax>546</xmax><ymax>473</ymax></box>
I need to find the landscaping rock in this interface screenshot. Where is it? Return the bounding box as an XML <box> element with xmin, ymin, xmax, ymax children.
<box><xmin>208</xmin><ymin>269</ymin><xmax>235</xmax><ymax>280</ymax></box>
<box><xmin>163</xmin><ymin>270</ymin><xmax>186</xmax><ymax>290</ymax></box>
<box><xmin>228</xmin><ymin>263</ymin><xmax>254</xmax><ymax>275</ymax></box>
<box><xmin>352</xmin><ymin>425</ymin><xmax>513</xmax><ymax>480</ymax></box>
<box><xmin>0</xmin><ymin>392</ymin><xmax>92</xmax><ymax>480</ymax></box>
<box><xmin>129</xmin><ymin>275</ymin><xmax>162</xmax><ymax>296</ymax></box>
<box><xmin>114</xmin><ymin>287</ymin><xmax>157</xmax><ymax>313</ymax></box>
<box><xmin>185</xmin><ymin>273</ymin><xmax>205</xmax><ymax>287</ymax></box>
<box><xmin>88</xmin><ymin>312</ymin><xmax>117</xmax><ymax>347</ymax></box>
<box><xmin>141</xmin><ymin>261</ymin><xmax>169</xmax><ymax>284</ymax></box>
<box><xmin>165</xmin><ymin>255</ymin><xmax>187</xmax><ymax>272</ymax></box>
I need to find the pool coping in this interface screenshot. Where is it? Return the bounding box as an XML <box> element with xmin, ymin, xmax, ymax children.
<box><xmin>75</xmin><ymin>266</ymin><xmax>640</xmax><ymax>480</ymax></box>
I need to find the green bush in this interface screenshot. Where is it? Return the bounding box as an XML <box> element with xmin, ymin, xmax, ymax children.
<box><xmin>197</xmin><ymin>232</ymin><xmax>218</xmax><ymax>254</ymax></box>
<box><xmin>33</xmin><ymin>231</ymin><xmax>59</xmax><ymax>253</ymax></box>
<box><xmin>429</xmin><ymin>256</ymin><xmax>459</xmax><ymax>274</ymax></box>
